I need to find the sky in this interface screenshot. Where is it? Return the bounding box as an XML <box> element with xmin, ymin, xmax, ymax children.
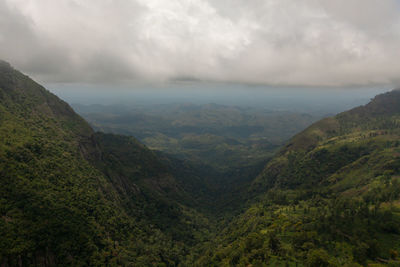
<box><xmin>1</xmin><ymin>0</ymin><xmax>400</xmax><ymax>87</ymax></box>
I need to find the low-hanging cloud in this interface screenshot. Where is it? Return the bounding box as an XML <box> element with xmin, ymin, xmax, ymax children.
<box><xmin>1</xmin><ymin>0</ymin><xmax>400</xmax><ymax>86</ymax></box>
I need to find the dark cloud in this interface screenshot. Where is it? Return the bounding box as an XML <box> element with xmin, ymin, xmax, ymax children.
<box><xmin>1</xmin><ymin>0</ymin><xmax>400</xmax><ymax>86</ymax></box>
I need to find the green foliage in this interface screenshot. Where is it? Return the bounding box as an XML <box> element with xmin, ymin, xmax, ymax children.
<box><xmin>0</xmin><ymin>61</ymin><xmax>209</xmax><ymax>266</ymax></box>
<box><xmin>306</xmin><ymin>248</ymin><xmax>333</xmax><ymax>267</ymax></box>
<box><xmin>192</xmin><ymin>90</ymin><xmax>400</xmax><ymax>266</ymax></box>
<box><xmin>2</xmin><ymin>61</ymin><xmax>400</xmax><ymax>266</ymax></box>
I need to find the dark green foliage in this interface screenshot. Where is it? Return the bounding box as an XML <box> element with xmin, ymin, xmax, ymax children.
<box><xmin>194</xmin><ymin>89</ymin><xmax>400</xmax><ymax>266</ymax></box>
<box><xmin>306</xmin><ymin>249</ymin><xmax>332</xmax><ymax>267</ymax></box>
<box><xmin>2</xmin><ymin>60</ymin><xmax>400</xmax><ymax>266</ymax></box>
<box><xmin>0</xmin><ymin>61</ymin><xmax>208</xmax><ymax>266</ymax></box>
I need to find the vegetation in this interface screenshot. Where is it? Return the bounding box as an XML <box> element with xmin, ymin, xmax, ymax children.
<box><xmin>0</xmin><ymin>61</ymin><xmax>209</xmax><ymax>266</ymax></box>
<box><xmin>74</xmin><ymin>100</ymin><xmax>321</xmax><ymax>214</ymax></box>
<box><xmin>1</xmin><ymin>60</ymin><xmax>400</xmax><ymax>266</ymax></box>
<box><xmin>197</xmin><ymin>90</ymin><xmax>400</xmax><ymax>266</ymax></box>
<box><xmin>73</xmin><ymin>102</ymin><xmax>319</xmax><ymax>172</ymax></box>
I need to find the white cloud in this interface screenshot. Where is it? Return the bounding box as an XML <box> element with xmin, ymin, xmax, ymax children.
<box><xmin>1</xmin><ymin>0</ymin><xmax>400</xmax><ymax>86</ymax></box>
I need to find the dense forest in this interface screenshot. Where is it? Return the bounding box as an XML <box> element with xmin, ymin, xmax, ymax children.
<box><xmin>200</xmin><ymin>90</ymin><xmax>400</xmax><ymax>266</ymax></box>
<box><xmin>0</xmin><ymin>61</ymin><xmax>212</xmax><ymax>266</ymax></box>
<box><xmin>1</xmin><ymin>61</ymin><xmax>400</xmax><ymax>266</ymax></box>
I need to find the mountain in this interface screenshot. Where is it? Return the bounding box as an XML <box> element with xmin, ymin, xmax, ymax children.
<box><xmin>253</xmin><ymin>89</ymin><xmax>400</xmax><ymax>191</ymax></box>
<box><xmin>2</xmin><ymin>60</ymin><xmax>400</xmax><ymax>266</ymax></box>
<box><xmin>196</xmin><ymin>90</ymin><xmax>400</xmax><ymax>266</ymax></box>
<box><xmin>0</xmin><ymin>61</ymin><xmax>210</xmax><ymax>266</ymax></box>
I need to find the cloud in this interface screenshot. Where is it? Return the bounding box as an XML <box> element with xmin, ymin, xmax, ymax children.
<box><xmin>1</xmin><ymin>0</ymin><xmax>400</xmax><ymax>86</ymax></box>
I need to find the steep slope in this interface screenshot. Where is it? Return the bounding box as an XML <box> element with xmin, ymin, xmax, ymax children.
<box><xmin>0</xmin><ymin>61</ymin><xmax>209</xmax><ymax>266</ymax></box>
<box><xmin>253</xmin><ymin>89</ymin><xmax>400</xmax><ymax>191</ymax></box>
<box><xmin>196</xmin><ymin>90</ymin><xmax>400</xmax><ymax>266</ymax></box>
<box><xmin>84</xmin><ymin>132</ymin><xmax>211</xmax><ymax>240</ymax></box>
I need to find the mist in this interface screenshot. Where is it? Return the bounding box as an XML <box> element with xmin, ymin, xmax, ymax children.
<box><xmin>47</xmin><ymin>82</ymin><xmax>390</xmax><ymax>115</ymax></box>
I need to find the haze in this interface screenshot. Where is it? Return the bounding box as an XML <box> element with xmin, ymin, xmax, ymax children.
<box><xmin>50</xmin><ymin>83</ymin><xmax>389</xmax><ymax>115</ymax></box>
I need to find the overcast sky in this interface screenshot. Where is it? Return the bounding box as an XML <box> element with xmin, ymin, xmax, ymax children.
<box><xmin>1</xmin><ymin>0</ymin><xmax>400</xmax><ymax>87</ymax></box>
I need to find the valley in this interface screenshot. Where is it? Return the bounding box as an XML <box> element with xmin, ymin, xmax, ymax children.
<box><xmin>1</xmin><ymin>61</ymin><xmax>400</xmax><ymax>266</ymax></box>
<box><xmin>72</xmin><ymin>102</ymin><xmax>324</xmax><ymax>213</ymax></box>
<box><xmin>72</xmin><ymin>102</ymin><xmax>321</xmax><ymax>171</ymax></box>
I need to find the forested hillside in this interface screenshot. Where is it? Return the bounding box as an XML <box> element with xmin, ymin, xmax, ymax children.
<box><xmin>1</xmin><ymin>61</ymin><xmax>400</xmax><ymax>266</ymax></box>
<box><xmin>197</xmin><ymin>90</ymin><xmax>400</xmax><ymax>266</ymax></box>
<box><xmin>0</xmin><ymin>61</ymin><xmax>211</xmax><ymax>266</ymax></box>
